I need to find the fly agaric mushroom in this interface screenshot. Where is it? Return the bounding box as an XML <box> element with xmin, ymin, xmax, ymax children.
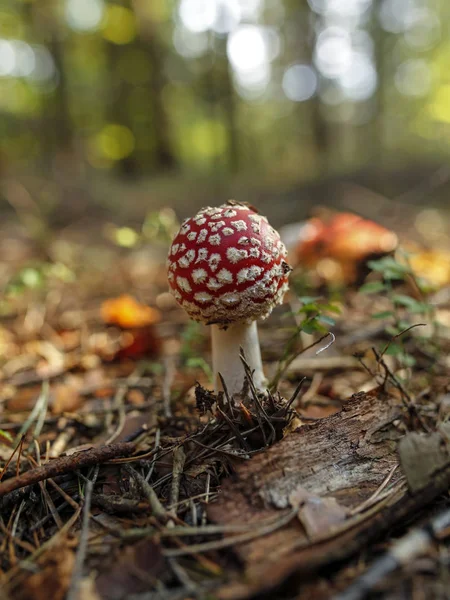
<box><xmin>292</xmin><ymin>211</ymin><xmax>398</xmax><ymax>285</ymax></box>
<box><xmin>167</xmin><ymin>203</ymin><xmax>291</xmax><ymax>396</ymax></box>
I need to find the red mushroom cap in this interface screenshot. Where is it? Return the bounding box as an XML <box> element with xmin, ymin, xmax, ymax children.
<box><xmin>167</xmin><ymin>203</ymin><xmax>291</xmax><ymax>327</ymax></box>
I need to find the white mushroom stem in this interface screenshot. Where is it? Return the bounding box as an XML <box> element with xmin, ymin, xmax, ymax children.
<box><xmin>211</xmin><ymin>321</ymin><xmax>266</xmax><ymax>396</ymax></box>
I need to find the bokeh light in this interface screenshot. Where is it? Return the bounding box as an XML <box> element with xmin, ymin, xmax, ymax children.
<box><xmin>282</xmin><ymin>64</ymin><xmax>318</xmax><ymax>102</ymax></box>
<box><xmin>66</xmin><ymin>0</ymin><xmax>105</xmax><ymax>33</ymax></box>
<box><xmin>179</xmin><ymin>0</ymin><xmax>218</xmax><ymax>33</ymax></box>
<box><xmin>173</xmin><ymin>26</ymin><xmax>210</xmax><ymax>59</ymax></box>
<box><xmin>0</xmin><ymin>39</ymin><xmax>15</xmax><ymax>76</ymax></box>
<box><xmin>403</xmin><ymin>8</ymin><xmax>440</xmax><ymax>50</ymax></box>
<box><xmin>395</xmin><ymin>59</ymin><xmax>432</xmax><ymax>97</ymax></box>
<box><xmin>102</xmin><ymin>6</ymin><xmax>137</xmax><ymax>45</ymax></box>
<box><xmin>92</xmin><ymin>124</ymin><xmax>135</xmax><ymax>162</ymax></box>
<box><xmin>378</xmin><ymin>0</ymin><xmax>417</xmax><ymax>34</ymax></box>
<box><xmin>338</xmin><ymin>52</ymin><xmax>377</xmax><ymax>101</ymax></box>
<box><xmin>314</xmin><ymin>27</ymin><xmax>353</xmax><ymax>78</ymax></box>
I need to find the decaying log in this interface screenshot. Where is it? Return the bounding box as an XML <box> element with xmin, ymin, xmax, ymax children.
<box><xmin>207</xmin><ymin>389</ymin><xmax>450</xmax><ymax>599</ymax></box>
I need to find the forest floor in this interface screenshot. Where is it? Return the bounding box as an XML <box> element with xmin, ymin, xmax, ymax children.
<box><xmin>0</xmin><ymin>192</ymin><xmax>449</xmax><ymax>600</ymax></box>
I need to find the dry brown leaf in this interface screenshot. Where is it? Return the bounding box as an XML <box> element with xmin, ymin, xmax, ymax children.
<box><xmin>298</xmin><ymin>495</ymin><xmax>348</xmax><ymax>537</ymax></box>
<box><xmin>51</xmin><ymin>383</ymin><xmax>83</xmax><ymax>414</ymax></box>
<box><xmin>289</xmin><ymin>486</ymin><xmax>348</xmax><ymax>538</ymax></box>
<box><xmin>95</xmin><ymin>539</ymin><xmax>165</xmax><ymax>599</ymax></box>
<box><xmin>399</xmin><ymin>424</ymin><xmax>450</xmax><ymax>492</ymax></box>
<box><xmin>19</xmin><ymin>544</ymin><xmax>75</xmax><ymax>600</ymax></box>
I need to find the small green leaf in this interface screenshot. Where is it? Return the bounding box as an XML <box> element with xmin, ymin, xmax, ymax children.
<box><xmin>321</xmin><ymin>303</ymin><xmax>342</xmax><ymax>314</ymax></box>
<box><xmin>298</xmin><ymin>303</ymin><xmax>319</xmax><ymax>314</ymax></box>
<box><xmin>372</xmin><ymin>311</ymin><xmax>394</xmax><ymax>319</ymax></box>
<box><xmin>186</xmin><ymin>357</ymin><xmax>213</xmax><ymax>380</ymax></box>
<box><xmin>0</xmin><ymin>429</ymin><xmax>13</xmax><ymax>444</ymax></box>
<box><xmin>359</xmin><ymin>281</ymin><xmax>387</xmax><ymax>294</ymax></box>
<box><xmin>385</xmin><ymin>325</ymin><xmax>400</xmax><ymax>336</ymax></box>
<box><xmin>317</xmin><ymin>314</ymin><xmax>336</xmax><ymax>327</ymax></box>
<box><xmin>392</xmin><ymin>294</ymin><xmax>429</xmax><ymax>313</ymax></box>
<box><xmin>298</xmin><ymin>296</ymin><xmax>321</xmax><ymax>304</ymax></box>
<box><xmin>384</xmin><ymin>342</ymin><xmax>403</xmax><ymax>356</ymax></box>
<box><xmin>302</xmin><ymin>319</ymin><xmax>327</xmax><ymax>335</ymax></box>
<box><xmin>400</xmin><ymin>353</ymin><xmax>416</xmax><ymax>367</ymax></box>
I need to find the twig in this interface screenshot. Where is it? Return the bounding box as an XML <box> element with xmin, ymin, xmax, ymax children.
<box><xmin>145</xmin><ymin>428</ymin><xmax>161</xmax><ymax>482</ymax></box>
<box><xmin>3</xmin><ymin>505</ymin><xmax>82</xmax><ymax>589</ymax></box>
<box><xmin>216</xmin><ymin>407</ymin><xmax>251</xmax><ymax>451</ymax></box>
<box><xmin>104</xmin><ymin>384</ymin><xmax>128</xmax><ymax>445</ymax></box>
<box><xmin>379</xmin><ymin>323</ymin><xmax>426</xmax><ymax>358</ymax></box>
<box><xmin>202</xmin><ymin>472</ymin><xmax>211</xmax><ymax>526</ymax></box>
<box><xmin>270</xmin><ymin>332</ymin><xmax>335</xmax><ymax>389</ymax></box>
<box><xmin>240</xmin><ymin>350</ymin><xmax>276</xmax><ymax>446</ymax></box>
<box><xmin>0</xmin><ymin>436</ymin><xmax>25</xmax><ymax>482</ymax></box>
<box><xmin>301</xmin><ymin>372</ymin><xmax>323</xmax><ymax>405</ymax></box>
<box><xmin>348</xmin><ymin>465</ymin><xmax>399</xmax><ymax>516</ymax></box>
<box><xmin>0</xmin><ymin>442</ymin><xmax>135</xmax><ymax>496</ymax></box>
<box><xmin>16</xmin><ymin>381</ymin><xmax>49</xmax><ymax>443</ymax></box>
<box><xmin>372</xmin><ymin>348</ymin><xmax>430</xmax><ymax>432</ymax></box>
<box><xmin>333</xmin><ymin>507</ymin><xmax>450</xmax><ymax>600</ymax></box>
<box><xmin>66</xmin><ymin>474</ymin><xmax>96</xmax><ymax>600</ymax></box>
<box><xmin>217</xmin><ymin>372</ymin><xmax>234</xmax><ymax>411</ymax></box>
<box><xmin>283</xmin><ymin>377</ymin><xmax>307</xmax><ymax>415</ymax></box>
<box><xmin>162</xmin><ymin>507</ymin><xmax>298</xmax><ymax>557</ymax></box>
<box><xmin>168</xmin><ymin>558</ymin><xmax>197</xmax><ymax>593</ymax></box>
<box><xmin>124</xmin><ymin>464</ymin><xmax>167</xmax><ymax>521</ymax></box>
<box><xmin>169</xmin><ymin>446</ymin><xmax>186</xmax><ymax>517</ymax></box>
<box><xmin>163</xmin><ymin>355</ymin><xmax>176</xmax><ymax>418</ymax></box>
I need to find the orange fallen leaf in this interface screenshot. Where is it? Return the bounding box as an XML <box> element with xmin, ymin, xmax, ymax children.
<box><xmin>101</xmin><ymin>295</ymin><xmax>161</xmax><ymax>328</ymax></box>
<box><xmin>405</xmin><ymin>248</ymin><xmax>450</xmax><ymax>289</ymax></box>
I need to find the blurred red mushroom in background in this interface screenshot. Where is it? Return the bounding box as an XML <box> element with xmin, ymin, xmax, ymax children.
<box><xmin>282</xmin><ymin>209</ymin><xmax>398</xmax><ymax>286</ymax></box>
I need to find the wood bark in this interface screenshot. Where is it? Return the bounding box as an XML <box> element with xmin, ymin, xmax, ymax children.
<box><xmin>207</xmin><ymin>389</ymin><xmax>449</xmax><ymax>599</ymax></box>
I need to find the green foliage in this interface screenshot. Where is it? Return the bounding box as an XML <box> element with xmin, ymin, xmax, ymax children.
<box><xmin>2</xmin><ymin>0</ymin><xmax>450</xmax><ymax>180</ymax></box>
<box><xmin>360</xmin><ymin>253</ymin><xmax>436</xmax><ymax>370</ymax></box>
<box><xmin>185</xmin><ymin>357</ymin><xmax>213</xmax><ymax>381</ymax></box>
<box><xmin>178</xmin><ymin>321</ymin><xmax>212</xmax><ymax>381</ymax></box>
<box><xmin>270</xmin><ymin>296</ymin><xmax>341</xmax><ymax>389</ymax></box>
<box><xmin>5</xmin><ymin>261</ymin><xmax>76</xmax><ymax>298</ymax></box>
<box><xmin>296</xmin><ymin>296</ymin><xmax>340</xmax><ymax>335</ymax></box>
<box><xmin>106</xmin><ymin>208</ymin><xmax>180</xmax><ymax>248</ymax></box>
<box><xmin>0</xmin><ymin>429</ymin><xmax>13</xmax><ymax>445</ymax></box>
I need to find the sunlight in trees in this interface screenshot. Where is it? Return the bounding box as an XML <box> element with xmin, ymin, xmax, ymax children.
<box><xmin>0</xmin><ymin>0</ymin><xmax>449</xmax><ymax>177</ymax></box>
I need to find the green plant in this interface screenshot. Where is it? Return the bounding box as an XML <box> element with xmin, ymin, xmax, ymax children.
<box><xmin>105</xmin><ymin>208</ymin><xmax>180</xmax><ymax>248</ymax></box>
<box><xmin>179</xmin><ymin>321</ymin><xmax>212</xmax><ymax>381</ymax></box>
<box><xmin>270</xmin><ymin>296</ymin><xmax>341</xmax><ymax>389</ymax></box>
<box><xmin>359</xmin><ymin>253</ymin><xmax>437</xmax><ymax>369</ymax></box>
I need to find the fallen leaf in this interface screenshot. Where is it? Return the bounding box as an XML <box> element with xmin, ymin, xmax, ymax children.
<box><xmin>51</xmin><ymin>383</ymin><xmax>83</xmax><ymax>414</ymax></box>
<box><xmin>398</xmin><ymin>423</ymin><xmax>450</xmax><ymax>492</ymax></box>
<box><xmin>289</xmin><ymin>486</ymin><xmax>348</xmax><ymax>538</ymax></box>
<box><xmin>19</xmin><ymin>544</ymin><xmax>75</xmax><ymax>600</ymax></box>
<box><xmin>95</xmin><ymin>539</ymin><xmax>165</xmax><ymax>599</ymax></box>
<box><xmin>101</xmin><ymin>295</ymin><xmax>161</xmax><ymax>328</ymax></box>
<box><xmin>298</xmin><ymin>495</ymin><xmax>348</xmax><ymax>537</ymax></box>
<box><xmin>404</xmin><ymin>248</ymin><xmax>450</xmax><ymax>289</ymax></box>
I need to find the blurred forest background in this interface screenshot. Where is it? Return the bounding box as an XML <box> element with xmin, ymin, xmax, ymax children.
<box><xmin>0</xmin><ymin>0</ymin><xmax>450</xmax><ymax>229</ymax></box>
